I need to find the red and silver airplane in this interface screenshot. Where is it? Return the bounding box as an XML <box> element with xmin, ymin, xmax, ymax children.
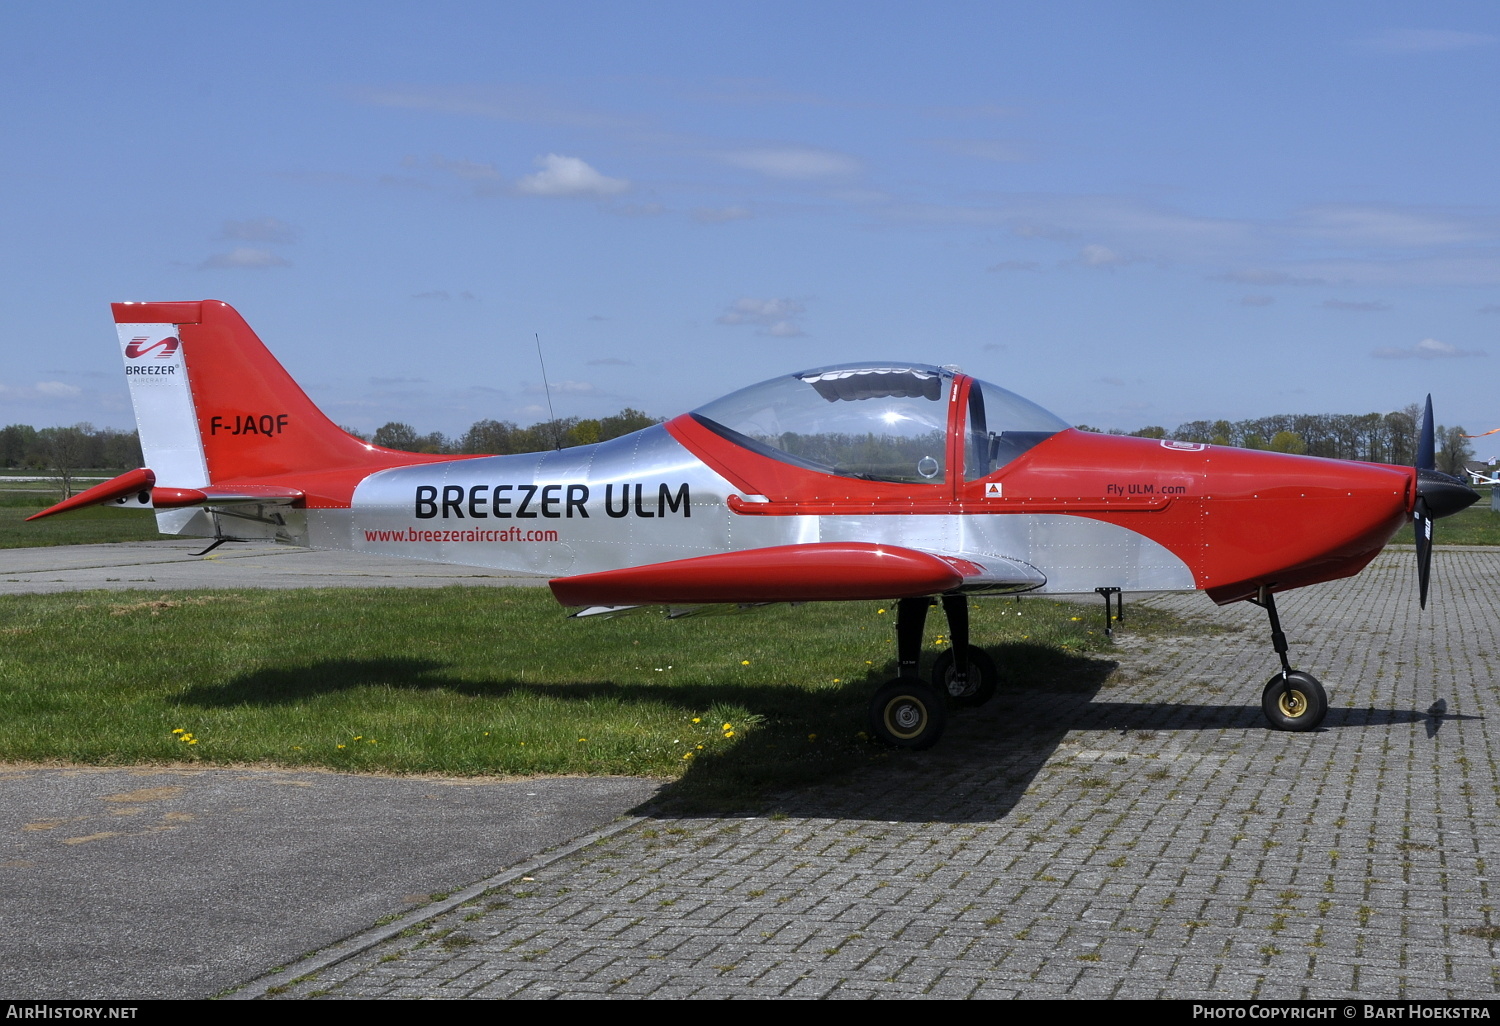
<box><xmin>33</xmin><ymin>300</ymin><xmax>1477</xmax><ymax>749</ymax></box>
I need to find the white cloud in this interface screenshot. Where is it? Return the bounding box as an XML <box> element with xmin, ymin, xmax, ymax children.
<box><xmin>923</xmin><ymin>103</ymin><xmax>1023</xmax><ymax>120</ymax></box>
<box><xmin>609</xmin><ymin>202</ymin><xmax>665</xmax><ymax>218</ymax></box>
<box><xmin>350</xmin><ymin>85</ymin><xmax>638</xmax><ymax>130</ymax></box>
<box><xmin>430</xmin><ymin>155</ymin><xmax>503</xmax><ymax>181</ymax></box>
<box><xmin>198</xmin><ymin>248</ymin><xmax>290</xmax><ymax>270</ymax></box>
<box><xmin>1213</xmin><ymin>269</ymin><xmax>1328</xmax><ymax>286</ymax></box>
<box><xmin>1372</xmin><ymin>338</ymin><xmax>1485</xmax><ymax>359</ymax></box>
<box><xmin>34</xmin><ymin>381</ymin><xmax>81</xmax><ymax>397</ymax></box>
<box><xmin>1356</xmin><ymin>29</ymin><xmax>1497</xmax><ymax>53</ymax></box>
<box><xmin>516</xmin><ymin>154</ymin><xmax>629</xmax><ymax>197</ymax></box>
<box><xmin>1323</xmin><ymin>299</ymin><xmax>1390</xmax><ymax>312</ymax></box>
<box><xmin>717</xmin><ymin>297</ymin><xmax>807</xmax><ymax>337</ymax></box>
<box><xmin>1294</xmin><ymin>204</ymin><xmax>1494</xmax><ymax>248</ymax></box>
<box><xmin>693</xmin><ymin>206</ymin><xmax>752</xmax><ymax>224</ymax></box>
<box><xmin>523</xmin><ymin>379</ymin><xmax>606</xmax><ymax>396</ymax></box>
<box><xmin>219</xmin><ymin>217</ymin><xmax>300</xmax><ymax>244</ymax></box>
<box><xmin>719</xmin><ymin>146</ymin><xmax>860</xmax><ymax>180</ymax></box>
<box><xmin>929</xmin><ymin>139</ymin><xmax>1031</xmax><ymax>163</ymax></box>
<box><xmin>1080</xmin><ymin>244</ymin><xmax>1130</xmax><ymax>267</ymax></box>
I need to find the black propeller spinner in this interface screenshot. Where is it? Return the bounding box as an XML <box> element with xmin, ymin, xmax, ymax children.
<box><xmin>1413</xmin><ymin>394</ymin><xmax>1480</xmax><ymax>608</ymax></box>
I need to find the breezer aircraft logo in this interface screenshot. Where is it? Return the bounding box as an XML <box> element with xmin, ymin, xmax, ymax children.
<box><xmin>124</xmin><ymin>335</ymin><xmax>180</xmax><ymax>360</ymax></box>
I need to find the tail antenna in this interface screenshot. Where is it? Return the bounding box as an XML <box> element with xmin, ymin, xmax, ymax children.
<box><xmin>534</xmin><ymin>331</ymin><xmax>560</xmax><ymax>450</ymax></box>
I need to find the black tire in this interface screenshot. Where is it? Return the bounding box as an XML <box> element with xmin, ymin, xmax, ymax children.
<box><xmin>1262</xmin><ymin>671</ymin><xmax>1327</xmax><ymax>732</ymax></box>
<box><xmin>932</xmin><ymin>646</ymin><xmax>999</xmax><ymax>708</ymax></box>
<box><xmin>868</xmin><ymin>680</ymin><xmax>948</xmax><ymax>750</ymax></box>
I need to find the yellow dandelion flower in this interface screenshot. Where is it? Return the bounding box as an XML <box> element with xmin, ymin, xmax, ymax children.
<box><xmin>578</xmin><ymin>738</ymin><xmax>588</xmax><ymax>742</ymax></box>
<box><xmin>722</xmin><ymin>723</ymin><xmax>732</xmax><ymax>731</ymax></box>
<box><xmin>724</xmin><ymin>731</ymin><xmax>735</xmax><ymax>738</ymax></box>
<box><xmin>741</xmin><ymin>660</ymin><xmax>750</xmax><ymax>666</ymax></box>
<box><xmin>187</xmin><ymin>739</ymin><xmax>197</xmax><ymax>745</ymax></box>
<box><xmin>877</xmin><ymin>608</ymin><xmax>886</xmax><ymax>614</ymax></box>
<box><xmin>692</xmin><ymin>717</ymin><xmax>701</xmax><ymax>723</ymax></box>
<box><xmin>808</xmin><ymin>733</ymin><xmax>817</xmax><ymax>741</ymax></box>
<box><xmin>337</xmin><ymin>744</ymin><xmax>346</xmax><ymax>749</ymax></box>
<box><xmin>696</xmin><ymin>744</ymin><xmax>704</xmax><ymax>750</ymax></box>
<box><xmin>171</xmin><ymin>728</ymin><xmax>185</xmax><ymax>735</ymax></box>
<box><xmin>683</xmin><ymin>752</ymin><xmax>694</xmax><ymax>760</ymax></box>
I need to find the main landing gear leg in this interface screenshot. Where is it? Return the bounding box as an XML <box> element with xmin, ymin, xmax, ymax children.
<box><xmin>868</xmin><ymin>598</ymin><xmax>948</xmax><ymax>749</ymax></box>
<box><xmin>1249</xmin><ymin>585</ymin><xmax>1327</xmax><ymax>732</ymax></box>
<box><xmin>933</xmin><ymin>595</ymin><xmax>998</xmax><ymax>708</ymax></box>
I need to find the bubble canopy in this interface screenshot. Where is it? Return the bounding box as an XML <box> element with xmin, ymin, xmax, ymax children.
<box><xmin>690</xmin><ymin>363</ymin><xmax>1069</xmax><ymax>484</ymax></box>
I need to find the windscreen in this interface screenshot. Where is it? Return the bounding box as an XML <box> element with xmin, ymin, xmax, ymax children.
<box><xmin>963</xmin><ymin>377</ymin><xmax>1070</xmax><ymax>480</ymax></box>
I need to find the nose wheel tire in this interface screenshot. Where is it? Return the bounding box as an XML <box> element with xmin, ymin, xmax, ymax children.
<box><xmin>868</xmin><ymin>680</ymin><xmax>948</xmax><ymax>749</ymax></box>
<box><xmin>1261</xmin><ymin>671</ymin><xmax>1327</xmax><ymax>732</ymax></box>
<box><xmin>931</xmin><ymin>646</ymin><xmax>999</xmax><ymax>708</ymax></box>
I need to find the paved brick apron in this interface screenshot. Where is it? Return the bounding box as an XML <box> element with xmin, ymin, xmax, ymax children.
<box><xmin>263</xmin><ymin>548</ymin><xmax>1500</xmax><ymax>1000</ymax></box>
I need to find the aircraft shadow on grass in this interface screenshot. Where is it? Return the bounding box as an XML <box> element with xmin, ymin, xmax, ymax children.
<box><xmin>177</xmin><ymin>644</ymin><xmax>1478</xmax><ymax>824</ymax></box>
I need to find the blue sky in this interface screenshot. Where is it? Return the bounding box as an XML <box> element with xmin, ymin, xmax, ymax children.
<box><xmin>3</xmin><ymin>2</ymin><xmax>1499</xmax><ymax>454</ymax></box>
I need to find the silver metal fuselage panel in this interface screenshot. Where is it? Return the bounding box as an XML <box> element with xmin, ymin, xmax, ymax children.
<box><xmin>323</xmin><ymin>426</ymin><xmax>1194</xmax><ymax>596</ymax></box>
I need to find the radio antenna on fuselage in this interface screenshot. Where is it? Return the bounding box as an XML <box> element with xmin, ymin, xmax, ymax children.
<box><xmin>534</xmin><ymin>331</ymin><xmax>560</xmax><ymax>450</ymax></box>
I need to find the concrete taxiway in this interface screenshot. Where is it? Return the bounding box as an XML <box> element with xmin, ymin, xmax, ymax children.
<box><xmin>0</xmin><ymin>539</ymin><xmax>548</xmax><ymax>594</ymax></box>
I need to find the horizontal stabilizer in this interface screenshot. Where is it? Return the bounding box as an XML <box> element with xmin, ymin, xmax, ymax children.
<box><xmin>151</xmin><ymin>485</ymin><xmax>305</xmax><ymax>508</ymax></box>
<box><xmin>27</xmin><ymin>468</ymin><xmax>157</xmax><ymax>521</ymax></box>
<box><xmin>27</xmin><ymin>468</ymin><xmax>305</xmax><ymax>521</ymax></box>
<box><xmin>550</xmin><ymin>542</ymin><xmax>1039</xmax><ymax>606</ymax></box>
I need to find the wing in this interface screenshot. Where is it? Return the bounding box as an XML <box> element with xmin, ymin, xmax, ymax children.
<box><xmin>549</xmin><ymin>541</ymin><xmax>1044</xmax><ymax>608</ymax></box>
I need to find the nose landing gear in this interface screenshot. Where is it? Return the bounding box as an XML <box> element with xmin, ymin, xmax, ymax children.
<box><xmin>1249</xmin><ymin>585</ymin><xmax>1328</xmax><ymax>732</ymax></box>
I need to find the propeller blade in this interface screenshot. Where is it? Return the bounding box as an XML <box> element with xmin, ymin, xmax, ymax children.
<box><xmin>1409</xmin><ymin>395</ymin><xmax>1478</xmax><ymax>609</ymax></box>
<box><xmin>1414</xmin><ymin>496</ymin><xmax>1433</xmax><ymax>609</ymax></box>
<box><xmin>1418</xmin><ymin>394</ymin><xmax>1435</xmax><ymax>472</ymax></box>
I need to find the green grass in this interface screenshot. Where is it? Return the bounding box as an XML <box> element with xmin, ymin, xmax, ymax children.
<box><xmin>0</xmin><ymin>587</ymin><xmax>1171</xmax><ymax>805</ymax></box>
<box><xmin>1390</xmin><ymin>493</ymin><xmax>1500</xmax><ymax>546</ymax></box>
<box><xmin>0</xmin><ymin>504</ymin><xmax>174</xmax><ymax>548</ymax></box>
<box><xmin>0</xmin><ymin>476</ymin><xmax>174</xmax><ymax>547</ymax></box>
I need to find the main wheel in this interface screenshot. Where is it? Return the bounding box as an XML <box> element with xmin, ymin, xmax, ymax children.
<box><xmin>1261</xmin><ymin>671</ymin><xmax>1327</xmax><ymax>732</ymax></box>
<box><xmin>868</xmin><ymin>680</ymin><xmax>948</xmax><ymax>750</ymax></box>
<box><xmin>932</xmin><ymin>646</ymin><xmax>999</xmax><ymax>708</ymax></box>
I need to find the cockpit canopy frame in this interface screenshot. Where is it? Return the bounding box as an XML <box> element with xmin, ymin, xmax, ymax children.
<box><xmin>691</xmin><ymin>362</ymin><xmax>1068</xmax><ymax>486</ymax></box>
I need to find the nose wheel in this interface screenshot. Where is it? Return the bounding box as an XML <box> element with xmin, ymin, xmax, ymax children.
<box><xmin>1250</xmin><ymin>586</ymin><xmax>1329</xmax><ymax>732</ymax></box>
<box><xmin>1261</xmin><ymin>671</ymin><xmax>1327</xmax><ymax>731</ymax></box>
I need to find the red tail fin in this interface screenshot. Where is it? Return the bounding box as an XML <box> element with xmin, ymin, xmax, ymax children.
<box><xmin>115</xmin><ymin>300</ymin><xmax>452</xmax><ymax>506</ymax></box>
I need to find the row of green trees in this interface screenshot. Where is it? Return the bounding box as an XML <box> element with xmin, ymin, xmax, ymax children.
<box><xmin>0</xmin><ymin>424</ymin><xmax>145</xmax><ymax>496</ymax></box>
<box><xmin>1079</xmin><ymin>404</ymin><xmax>1475</xmax><ymax>476</ymax></box>
<box><xmin>358</xmin><ymin>408</ymin><xmax>660</xmax><ymax>455</ymax></box>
